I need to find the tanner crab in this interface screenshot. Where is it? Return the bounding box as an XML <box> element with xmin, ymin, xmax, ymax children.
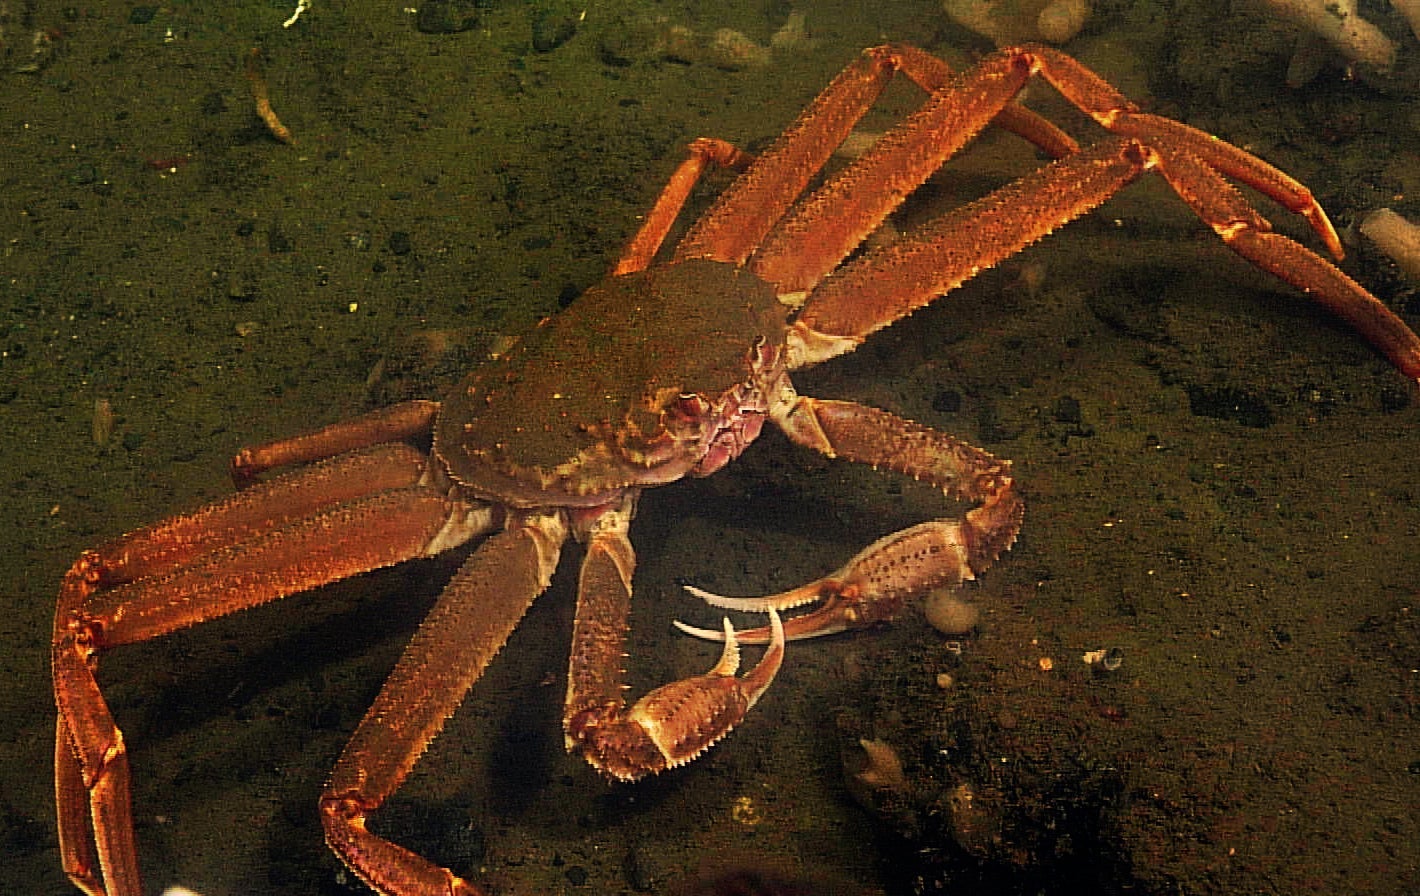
<box><xmin>53</xmin><ymin>44</ymin><xmax>1420</xmax><ymax>895</ymax></box>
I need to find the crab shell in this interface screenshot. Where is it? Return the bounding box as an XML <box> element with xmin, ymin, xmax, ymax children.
<box><xmin>433</xmin><ymin>258</ymin><xmax>790</xmax><ymax>508</ymax></box>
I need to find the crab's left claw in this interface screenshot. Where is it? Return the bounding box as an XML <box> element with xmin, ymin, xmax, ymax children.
<box><xmin>677</xmin><ymin>517</ymin><xmax>989</xmax><ymax>643</ymax></box>
<box><xmin>568</xmin><ymin>609</ymin><xmax>784</xmax><ymax>781</ymax></box>
<box><xmin>675</xmin><ymin>580</ymin><xmax>893</xmax><ymax>643</ymax></box>
<box><xmin>675</xmin><ymin>578</ymin><xmax>877</xmax><ymax>643</ymax></box>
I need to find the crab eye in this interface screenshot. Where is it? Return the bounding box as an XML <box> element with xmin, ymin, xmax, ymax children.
<box><xmin>676</xmin><ymin>393</ymin><xmax>710</xmax><ymax>417</ymax></box>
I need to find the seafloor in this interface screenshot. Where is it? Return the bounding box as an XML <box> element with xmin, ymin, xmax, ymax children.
<box><xmin>3</xmin><ymin>0</ymin><xmax>1418</xmax><ymax>894</ymax></box>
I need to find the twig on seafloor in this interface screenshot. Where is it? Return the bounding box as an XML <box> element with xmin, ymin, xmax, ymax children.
<box><xmin>283</xmin><ymin>0</ymin><xmax>311</xmax><ymax>29</ymax></box>
<box><xmin>244</xmin><ymin>47</ymin><xmax>295</xmax><ymax>145</ymax></box>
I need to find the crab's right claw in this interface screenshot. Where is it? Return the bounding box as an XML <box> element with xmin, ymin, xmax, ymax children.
<box><xmin>569</xmin><ymin>609</ymin><xmax>785</xmax><ymax>780</ymax></box>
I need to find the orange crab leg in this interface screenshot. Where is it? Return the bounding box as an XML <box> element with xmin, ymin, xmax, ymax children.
<box><xmin>1155</xmin><ymin>141</ymin><xmax>1420</xmax><ymax>381</ymax></box>
<box><xmin>784</xmin><ymin>133</ymin><xmax>1420</xmax><ymax>380</ymax></box>
<box><xmin>889</xmin><ymin>44</ymin><xmax>1078</xmax><ymax>160</ymax></box>
<box><xmin>53</xmin><ymin>445</ymin><xmax>427</xmax><ymax>896</ymax></box>
<box><xmin>673</xmin><ymin>46</ymin><xmax>898</xmax><ymax>266</ymax></box>
<box><xmin>562</xmin><ymin>504</ymin><xmax>784</xmax><ymax>781</ymax></box>
<box><xmin>751</xmin><ymin>44</ymin><xmax>1347</xmax><ymax>300</ymax></box>
<box><xmin>787</xmin><ymin>137</ymin><xmax>1153</xmax><ymax>366</ymax></box>
<box><xmin>750</xmin><ymin>46</ymin><xmax>1080</xmax><ymax>296</ymax></box>
<box><xmin>1022</xmin><ymin>46</ymin><xmax>1347</xmax><ymax>256</ymax></box>
<box><xmin>54</xmin><ymin>678</ymin><xmax>135</xmax><ymax>896</ymax></box>
<box><xmin>682</xmin><ymin>397</ymin><xmax>1021</xmax><ymax>643</ymax></box>
<box><xmin>320</xmin><ymin>511</ymin><xmax>565</xmax><ymax>896</ymax></box>
<box><xmin>52</xmin><ymin>447</ymin><xmax>486</xmax><ymax>896</ymax></box>
<box><xmin>231</xmin><ymin>399</ymin><xmax>439</xmax><ymax>482</ymax></box>
<box><xmin>673</xmin><ymin>45</ymin><xmax>1078</xmax><ymax>269</ymax></box>
<box><xmin>613</xmin><ymin>138</ymin><xmax>754</xmax><ymax>276</ymax></box>
<box><xmin>747</xmin><ymin>44</ymin><xmax>1419</xmax><ymax>380</ymax></box>
<box><xmin>101</xmin><ymin>443</ymin><xmax>428</xmax><ymax>584</ymax></box>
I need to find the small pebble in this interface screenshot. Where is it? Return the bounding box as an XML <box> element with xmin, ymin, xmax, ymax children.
<box><xmin>924</xmin><ymin>589</ymin><xmax>979</xmax><ymax>635</ymax></box>
<box><xmin>532</xmin><ymin>5</ymin><xmax>581</xmax><ymax>52</ymax></box>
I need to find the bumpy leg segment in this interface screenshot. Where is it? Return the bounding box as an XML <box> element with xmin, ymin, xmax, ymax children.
<box><xmin>671</xmin><ymin>45</ymin><xmax>1075</xmax><ymax>272</ymax></box>
<box><xmin>53</xmin><ymin>445</ymin><xmax>477</xmax><ymax>896</ymax></box>
<box><xmin>563</xmin><ymin>500</ymin><xmax>784</xmax><ymax>781</ymax></box>
<box><xmin>320</xmin><ymin>511</ymin><xmax>566</xmax><ymax>896</ymax></box>
<box><xmin>776</xmin><ymin>45</ymin><xmax>1420</xmax><ymax>380</ymax></box>
<box><xmin>681</xmin><ymin>397</ymin><xmax>1020</xmax><ymax>643</ymax></box>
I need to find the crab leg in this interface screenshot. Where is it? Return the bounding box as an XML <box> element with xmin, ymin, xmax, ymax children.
<box><xmin>321</xmin><ymin>511</ymin><xmax>565</xmax><ymax>896</ymax></box>
<box><xmin>673</xmin><ymin>45</ymin><xmax>1077</xmax><ymax>269</ymax></box>
<box><xmin>231</xmin><ymin>399</ymin><xmax>439</xmax><ymax>482</ymax></box>
<box><xmin>681</xmin><ymin>396</ymin><xmax>1021</xmax><ymax>644</ymax></box>
<box><xmin>750</xmin><ymin>46</ymin><xmax>1082</xmax><ymax>296</ymax></box>
<box><xmin>563</xmin><ymin>501</ymin><xmax>784</xmax><ymax>781</ymax></box>
<box><xmin>790</xmin><ymin>134</ymin><xmax>1420</xmax><ymax>379</ymax></box>
<box><xmin>53</xmin><ymin>446</ymin><xmax>483</xmax><ymax>896</ymax></box>
<box><xmin>772</xmin><ymin>45</ymin><xmax>1420</xmax><ymax>380</ymax></box>
<box><xmin>613</xmin><ymin>138</ymin><xmax>754</xmax><ymax>276</ymax></box>
<box><xmin>1155</xmin><ymin>146</ymin><xmax>1420</xmax><ymax>381</ymax></box>
<box><xmin>784</xmin><ymin>137</ymin><xmax>1154</xmax><ymax>368</ymax></box>
<box><xmin>752</xmin><ymin>44</ymin><xmax>1344</xmax><ymax>297</ymax></box>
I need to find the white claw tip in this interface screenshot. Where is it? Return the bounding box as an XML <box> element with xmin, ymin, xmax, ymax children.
<box><xmin>709</xmin><ymin>617</ymin><xmax>742</xmax><ymax>676</ymax></box>
<box><xmin>683</xmin><ymin>583</ymin><xmax>725</xmax><ymax>601</ymax></box>
<box><xmin>768</xmin><ymin>606</ymin><xmax>784</xmax><ymax>644</ymax></box>
<box><xmin>673</xmin><ymin>619</ymin><xmax>729</xmax><ymax>641</ymax></box>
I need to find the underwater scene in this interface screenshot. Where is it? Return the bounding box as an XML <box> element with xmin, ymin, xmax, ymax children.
<box><xmin>3</xmin><ymin>0</ymin><xmax>1419</xmax><ymax>893</ymax></box>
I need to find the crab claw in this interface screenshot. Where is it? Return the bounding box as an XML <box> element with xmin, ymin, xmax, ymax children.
<box><xmin>568</xmin><ymin>609</ymin><xmax>784</xmax><ymax>781</ymax></box>
<box><xmin>674</xmin><ymin>579</ymin><xmax>881</xmax><ymax>644</ymax></box>
<box><xmin>675</xmin><ymin>519</ymin><xmax>985</xmax><ymax>644</ymax></box>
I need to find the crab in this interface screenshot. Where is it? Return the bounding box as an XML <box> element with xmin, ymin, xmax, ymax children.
<box><xmin>53</xmin><ymin>44</ymin><xmax>1420</xmax><ymax>896</ymax></box>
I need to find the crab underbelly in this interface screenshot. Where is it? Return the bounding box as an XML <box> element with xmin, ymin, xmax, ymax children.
<box><xmin>442</xmin><ymin>449</ymin><xmax>699</xmax><ymax>511</ymax></box>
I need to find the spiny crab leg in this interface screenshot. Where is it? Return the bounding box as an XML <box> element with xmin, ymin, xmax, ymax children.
<box><xmin>568</xmin><ymin>607</ymin><xmax>785</xmax><ymax>781</ymax></box>
<box><xmin>676</xmin><ymin>522</ymin><xmax>970</xmax><ymax>644</ymax></box>
<box><xmin>680</xmin><ymin>394</ymin><xmax>1022</xmax><ymax>646</ymax></box>
<box><xmin>563</xmin><ymin>498</ymin><xmax>788</xmax><ymax>781</ymax></box>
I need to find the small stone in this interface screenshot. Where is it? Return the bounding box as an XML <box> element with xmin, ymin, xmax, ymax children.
<box><xmin>1052</xmin><ymin>394</ymin><xmax>1082</xmax><ymax>424</ymax></box>
<box><xmin>923</xmin><ymin>589</ymin><xmax>980</xmax><ymax>635</ymax></box>
<box><xmin>387</xmin><ymin>230</ymin><xmax>413</xmax><ymax>256</ymax></box>
<box><xmin>415</xmin><ymin>0</ymin><xmax>481</xmax><ymax>35</ymax></box>
<box><xmin>932</xmin><ymin>388</ymin><xmax>962</xmax><ymax>414</ymax></box>
<box><xmin>532</xmin><ymin>5</ymin><xmax>580</xmax><ymax>52</ymax></box>
<box><xmin>596</xmin><ymin>18</ymin><xmax>662</xmax><ymax>67</ymax></box>
<box><xmin>853</xmin><ymin>738</ymin><xmax>907</xmax><ymax>790</ymax></box>
<box><xmin>266</xmin><ymin>225</ymin><xmax>292</xmax><ymax>254</ymax></box>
